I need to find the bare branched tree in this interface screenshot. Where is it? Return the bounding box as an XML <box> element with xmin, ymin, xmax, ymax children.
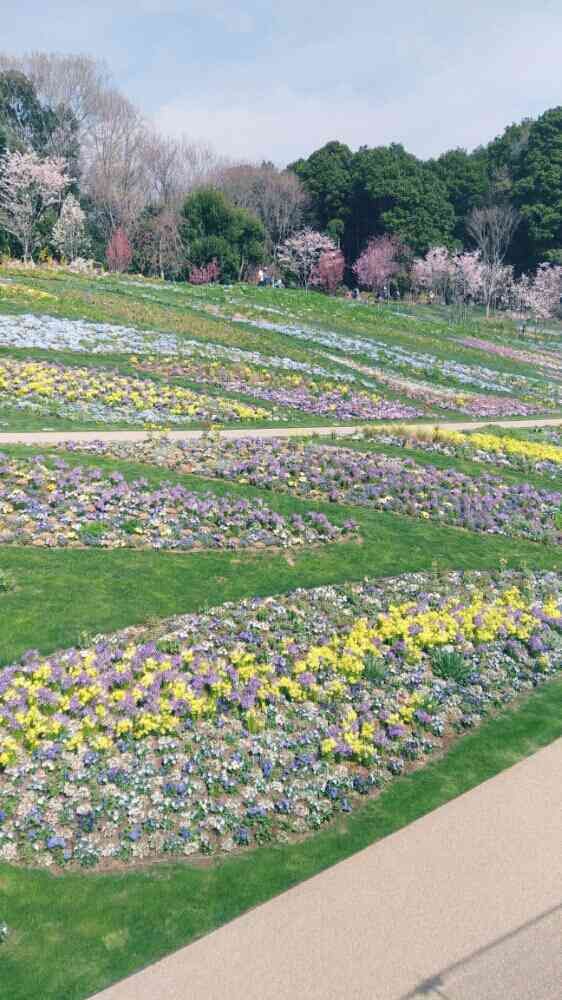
<box><xmin>0</xmin><ymin>51</ymin><xmax>111</xmax><ymax>139</ymax></box>
<box><xmin>216</xmin><ymin>163</ymin><xmax>306</xmax><ymax>254</ymax></box>
<box><xmin>142</xmin><ymin>132</ymin><xmax>223</xmax><ymax>208</ymax></box>
<box><xmin>82</xmin><ymin>90</ymin><xmax>148</xmax><ymax>236</ymax></box>
<box><xmin>467</xmin><ymin>204</ymin><xmax>519</xmax><ymax>316</ymax></box>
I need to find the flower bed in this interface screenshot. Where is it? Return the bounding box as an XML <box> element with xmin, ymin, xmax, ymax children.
<box><xmin>364</xmin><ymin>427</ymin><xmax>562</xmax><ymax>480</ymax></box>
<box><xmin>64</xmin><ymin>437</ymin><xmax>562</xmax><ymax>545</ymax></box>
<box><xmin>0</xmin><ymin>454</ymin><xmax>352</xmax><ymax>551</ymax></box>
<box><xmin>0</xmin><ymin>570</ymin><xmax>560</xmax><ymax>868</ymax></box>
<box><xmin>237</xmin><ymin>317</ymin><xmax>561</xmax><ymax>411</ymax></box>
<box><xmin>0</xmin><ymin>313</ymin><xmax>347</xmax><ymax>382</ymax></box>
<box><xmin>458</xmin><ymin>335</ymin><xmax>562</xmax><ymax>375</ymax></box>
<box><xmin>0</xmin><ymin>281</ymin><xmax>56</xmax><ymax>303</ymax></box>
<box><xmin>0</xmin><ymin>357</ymin><xmax>268</xmax><ymax>425</ymax></box>
<box><xmin>131</xmin><ymin>357</ymin><xmax>421</xmax><ymax>421</ymax></box>
<box><xmin>327</xmin><ymin>356</ymin><xmax>536</xmax><ymax>417</ymax></box>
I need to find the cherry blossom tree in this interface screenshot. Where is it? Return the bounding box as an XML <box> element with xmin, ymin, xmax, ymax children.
<box><xmin>51</xmin><ymin>192</ymin><xmax>90</xmax><ymax>261</ymax></box>
<box><xmin>277</xmin><ymin>228</ymin><xmax>337</xmax><ymax>291</ymax></box>
<box><xmin>106</xmin><ymin>226</ymin><xmax>132</xmax><ymax>272</ymax></box>
<box><xmin>467</xmin><ymin>205</ymin><xmax>519</xmax><ymax>317</ymax></box>
<box><xmin>188</xmin><ymin>258</ymin><xmax>221</xmax><ymax>284</ymax></box>
<box><xmin>0</xmin><ymin>149</ymin><xmax>69</xmax><ymax>262</ymax></box>
<box><xmin>453</xmin><ymin>251</ymin><xmax>484</xmax><ymax>303</ymax></box>
<box><xmin>311</xmin><ymin>248</ymin><xmax>345</xmax><ymax>294</ymax></box>
<box><xmin>411</xmin><ymin>246</ymin><xmax>455</xmax><ymax>302</ymax></box>
<box><xmin>353</xmin><ymin>235</ymin><xmax>402</xmax><ymax>295</ymax></box>
<box><xmin>520</xmin><ymin>262</ymin><xmax>562</xmax><ymax>322</ymax></box>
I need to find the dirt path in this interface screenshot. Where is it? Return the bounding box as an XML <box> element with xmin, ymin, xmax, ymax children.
<box><xmin>1</xmin><ymin>415</ymin><xmax>562</xmax><ymax>446</ymax></box>
<box><xmin>93</xmin><ymin>738</ymin><xmax>562</xmax><ymax>1000</ymax></box>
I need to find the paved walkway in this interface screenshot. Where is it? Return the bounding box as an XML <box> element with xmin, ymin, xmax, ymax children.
<box><xmin>1</xmin><ymin>415</ymin><xmax>562</xmax><ymax>446</ymax></box>
<box><xmin>94</xmin><ymin>738</ymin><xmax>562</xmax><ymax>1000</ymax></box>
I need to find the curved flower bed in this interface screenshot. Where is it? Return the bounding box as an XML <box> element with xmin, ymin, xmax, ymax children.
<box><xmin>0</xmin><ymin>454</ymin><xmax>352</xmax><ymax>551</ymax></box>
<box><xmin>131</xmin><ymin>357</ymin><xmax>421</xmax><ymax>421</ymax></box>
<box><xmin>64</xmin><ymin>437</ymin><xmax>562</xmax><ymax>545</ymax></box>
<box><xmin>365</xmin><ymin>428</ymin><xmax>562</xmax><ymax>480</ymax></box>
<box><xmin>0</xmin><ymin>357</ymin><xmax>268</xmax><ymax>425</ymax></box>
<box><xmin>0</xmin><ymin>570</ymin><xmax>560</xmax><ymax>868</ymax></box>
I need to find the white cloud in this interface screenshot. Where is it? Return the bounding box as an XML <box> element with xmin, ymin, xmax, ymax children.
<box><xmin>154</xmin><ymin>6</ymin><xmax>562</xmax><ymax>163</ymax></box>
<box><xmin>2</xmin><ymin>0</ymin><xmax>562</xmax><ymax>164</ymax></box>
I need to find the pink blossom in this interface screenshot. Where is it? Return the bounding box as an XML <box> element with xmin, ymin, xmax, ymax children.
<box><xmin>188</xmin><ymin>258</ymin><xmax>221</xmax><ymax>284</ymax></box>
<box><xmin>353</xmin><ymin>235</ymin><xmax>401</xmax><ymax>294</ymax></box>
<box><xmin>311</xmin><ymin>249</ymin><xmax>345</xmax><ymax>294</ymax></box>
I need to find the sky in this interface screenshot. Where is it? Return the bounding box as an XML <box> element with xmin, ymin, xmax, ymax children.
<box><xmin>2</xmin><ymin>1</ymin><xmax>562</xmax><ymax>164</ymax></box>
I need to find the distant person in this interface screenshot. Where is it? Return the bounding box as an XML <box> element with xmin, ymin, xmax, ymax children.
<box><xmin>352</xmin><ymin>288</ymin><xmax>360</xmax><ymax>300</ymax></box>
<box><xmin>257</xmin><ymin>268</ymin><xmax>264</xmax><ymax>285</ymax></box>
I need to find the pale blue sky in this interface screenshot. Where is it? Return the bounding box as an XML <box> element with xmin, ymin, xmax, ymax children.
<box><xmin>2</xmin><ymin>1</ymin><xmax>561</xmax><ymax>163</ymax></box>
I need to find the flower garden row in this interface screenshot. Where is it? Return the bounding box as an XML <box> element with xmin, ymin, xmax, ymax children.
<box><xmin>0</xmin><ymin>357</ymin><xmax>268</xmax><ymax>425</ymax></box>
<box><xmin>131</xmin><ymin>356</ymin><xmax>421</xmax><ymax>421</ymax></box>
<box><xmin>457</xmin><ymin>335</ymin><xmax>562</xmax><ymax>376</ymax></box>
<box><xmin>0</xmin><ymin>312</ymin><xmax>326</xmax><ymax>377</ymax></box>
<box><xmin>65</xmin><ymin>437</ymin><xmax>562</xmax><ymax>546</ymax></box>
<box><xmin>0</xmin><ymin>454</ymin><xmax>353</xmax><ymax>551</ymax></box>
<box><xmin>0</xmin><ymin>569</ymin><xmax>560</xmax><ymax>868</ymax></box>
<box><xmin>365</xmin><ymin>427</ymin><xmax>562</xmax><ymax>480</ymax></box>
<box><xmin>329</xmin><ymin>356</ymin><xmax>536</xmax><ymax>417</ymax></box>
<box><xmin>238</xmin><ymin>316</ymin><xmax>562</xmax><ymax>413</ymax></box>
<box><xmin>0</xmin><ymin>312</ymin><xmax>558</xmax><ymax>421</ymax></box>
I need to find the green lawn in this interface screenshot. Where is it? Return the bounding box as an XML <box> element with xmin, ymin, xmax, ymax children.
<box><xmin>1</xmin><ymin>444</ymin><xmax>561</xmax><ymax>665</ymax></box>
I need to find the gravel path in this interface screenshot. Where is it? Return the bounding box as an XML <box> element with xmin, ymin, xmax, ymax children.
<box><xmin>1</xmin><ymin>415</ymin><xmax>562</xmax><ymax>446</ymax></box>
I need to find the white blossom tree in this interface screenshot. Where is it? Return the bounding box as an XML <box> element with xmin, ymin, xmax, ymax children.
<box><xmin>467</xmin><ymin>205</ymin><xmax>519</xmax><ymax>316</ymax></box>
<box><xmin>51</xmin><ymin>192</ymin><xmax>90</xmax><ymax>260</ymax></box>
<box><xmin>0</xmin><ymin>149</ymin><xmax>69</xmax><ymax>262</ymax></box>
<box><xmin>277</xmin><ymin>228</ymin><xmax>337</xmax><ymax>291</ymax></box>
<box><xmin>520</xmin><ymin>262</ymin><xmax>562</xmax><ymax>323</ymax></box>
<box><xmin>411</xmin><ymin>246</ymin><xmax>455</xmax><ymax>302</ymax></box>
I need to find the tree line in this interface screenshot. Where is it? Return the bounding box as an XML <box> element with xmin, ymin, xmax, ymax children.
<box><xmin>1</xmin><ymin>50</ymin><xmax>561</xmax><ymax>307</ymax></box>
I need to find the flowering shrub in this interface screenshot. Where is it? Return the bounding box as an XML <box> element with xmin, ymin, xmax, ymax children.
<box><xmin>0</xmin><ymin>357</ymin><xmax>269</xmax><ymax>425</ymax></box>
<box><xmin>189</xmin><ymin>259</ymin><xmax>221</xmax><ymax>285</ymax></box>
<box><xmin>0</xmin><ymin>454</ymin><xmax>352</xmax><ymax>551</ymax></box>
<box><xmin>64</xmin><ymin>437</ymin><xmax>562</xmax><ymax>545</ymax></box>
<box><xmin>106</xmin><ymin>228</ymin><xmax>133</xmax><ymax>273</ymax></box>
<box><xmin>131</xmin><ymin>357</ymin><xmax>421</xmax><ymax>421</ymax></box>
<box><xmin>0</xmin><ymin>570</ymin><xmax>560</xmax><ymax>867</ymax></box>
